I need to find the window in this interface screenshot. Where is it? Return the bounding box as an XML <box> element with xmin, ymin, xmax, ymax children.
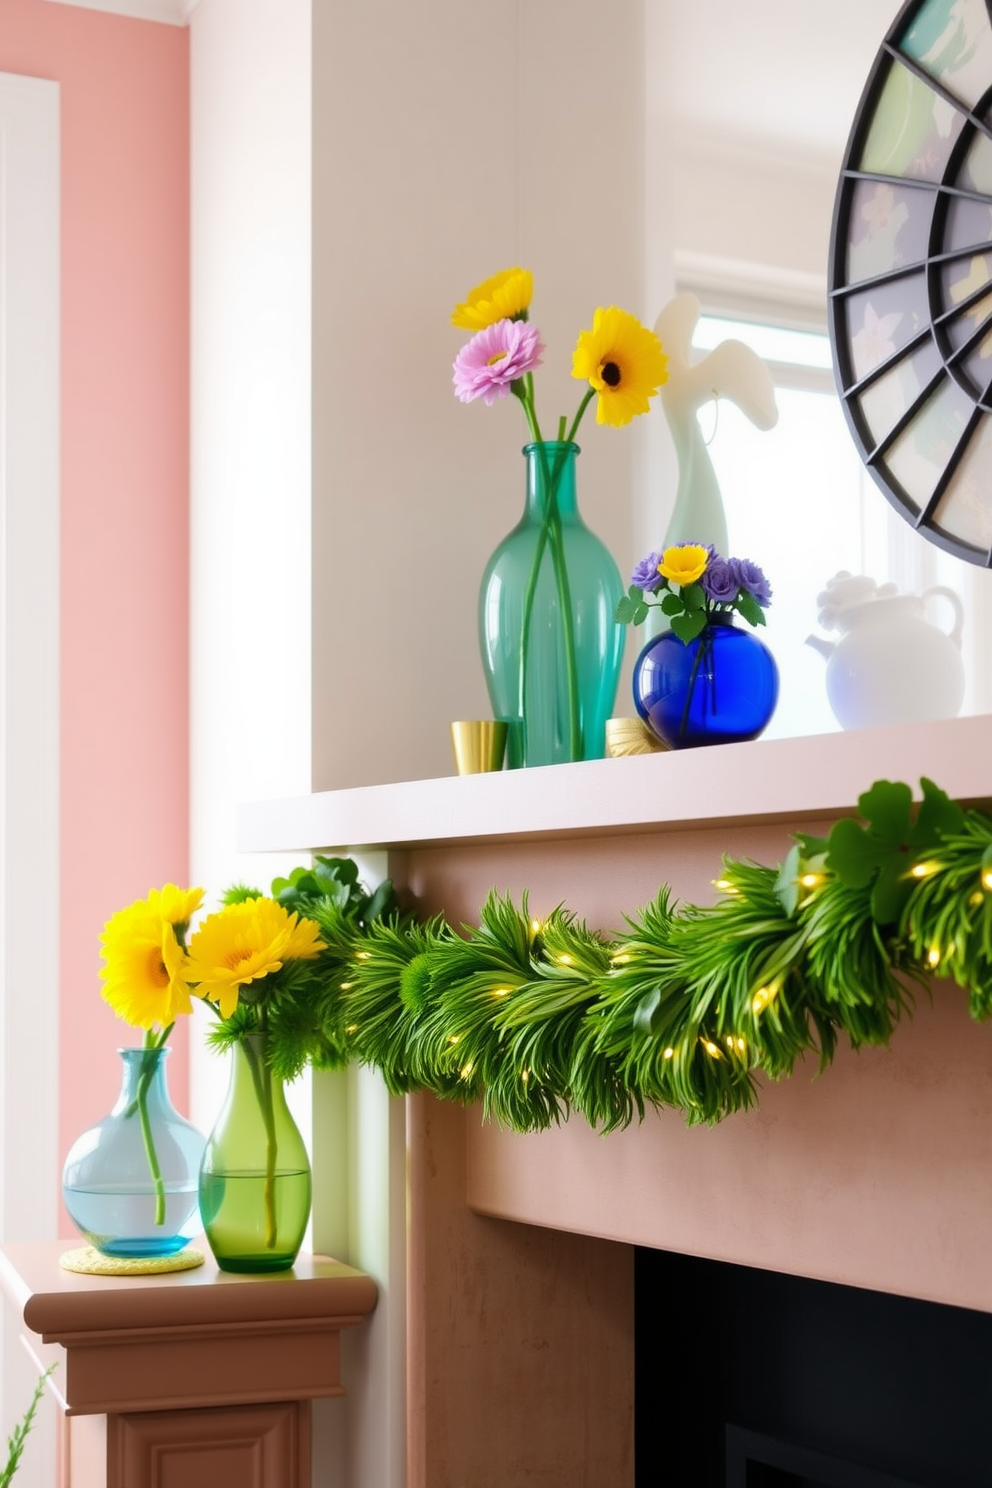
<box><xmin>690</xmin><ymin>312</ymin><xmax>985</xmax><ymax>738</ymax></box>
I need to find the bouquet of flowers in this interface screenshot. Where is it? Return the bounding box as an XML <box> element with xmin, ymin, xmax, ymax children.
<box><xmin>452</xmin><ymin>266</ymin><xmax>668</xmax><ymax>437</ymax></box>
<box><xmin>98</xmin><ymin>860</ymin><xmax>397</xmax><ymax>1233</ymax></box>
<box><xmin>615</xmin><ymin>542</ymin><xmax>776</xmax><ymax>749</ymax></box>
<box><xmin>615</xmin><ymin>541</ymin><xmax>772</xmax><ymax>640</ymax></box>
<box><xmin>451</xmin><ymin>268</ymin><xmax>669</xmax><ymax>763</ymax></box>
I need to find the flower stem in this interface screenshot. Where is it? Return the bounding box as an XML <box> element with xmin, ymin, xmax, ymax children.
<box><xmin>134</xmin><ymin>1027</ymin><xmax>173</xmax><ymax>1227</ymax></box>
<box><xmin>564</xmin><ymin>387</ymin><xmax>595</xmax><ymax>446</ymax></box>
<box><xmin>520</xmin><ymin>441</ymin><xmax>583</xmax><ymax>760</ymax></box>
<box><xmin>679</xmin><ymin>622</ymin><xmax>713</xmax><ymax>742</ymax></box>
<box><xmin>243</xmin><ymin>1035</ymin><xmax>279</xmax><ymax>1249</ymax></box>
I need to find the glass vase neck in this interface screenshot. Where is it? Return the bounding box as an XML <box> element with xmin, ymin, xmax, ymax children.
<box><xmin>522</xmin><ymin>440</ymin><xmax>580</xmax><ymax>520</ymax></box>
<box><xmin>113</xmin><ymin>1046</ymin><xmax>170</xmax><ymax>1111</ymax></box>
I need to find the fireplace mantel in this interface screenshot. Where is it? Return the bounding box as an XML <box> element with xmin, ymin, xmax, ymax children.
<box><xmin>239</xmin><ymin>712</ymin><xmax>992</xmax><ymax>1314</ymax></box>
<box><xmin>239</xmin><ymin>713</ymin><xmax>992</xmax><ymax>855</ymax></box>
<box><xmin>239</xmin><ymin>715</ymin><xmax>992</xmax><ymax>1487</ymax></box>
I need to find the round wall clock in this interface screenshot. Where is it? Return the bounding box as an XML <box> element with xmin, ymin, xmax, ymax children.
<box><xmin>829</xmin><ymin>0</ymin><xmax>992</xmax><ymax>565</ymax></box>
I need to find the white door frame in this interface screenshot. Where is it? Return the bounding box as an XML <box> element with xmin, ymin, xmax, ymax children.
<box><xmin>0</xmin><ymin>70</ymin><xmax>60</xmax><ymax>1469</ymax></box>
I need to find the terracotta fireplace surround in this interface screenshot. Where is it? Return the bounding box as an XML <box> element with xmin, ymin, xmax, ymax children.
<box><xmin>241</xmin><ymin>713</ymin><xmax>992</xmax><ymax>1486</ymax></box>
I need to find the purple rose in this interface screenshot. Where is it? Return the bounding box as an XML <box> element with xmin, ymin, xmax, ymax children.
<box><xmin>630</xmin><ymin>550</ymin><xmax>663</xmax><ymax>591</ymax></box>
<box><xmin>701</xmin><ymin>558</ymin><xmax>739</xmax><ymax>603</ymax></box>
<box><xmin>732</xmin><ymin>558</ymin><xmax>772</xmax><ymax>607</ymax></box>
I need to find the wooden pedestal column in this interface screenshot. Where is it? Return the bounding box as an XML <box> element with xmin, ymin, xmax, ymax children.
<box><xmin>0</xmin><ymin>1241</ymin><xmax>377</xmax><ymax>1488</ymax></box>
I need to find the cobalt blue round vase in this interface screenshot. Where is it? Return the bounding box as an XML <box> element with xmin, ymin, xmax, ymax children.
<box><xmin>633</xmin><ymin>618</ymin><xmax>779</xmax><ymax>749</ymax></box>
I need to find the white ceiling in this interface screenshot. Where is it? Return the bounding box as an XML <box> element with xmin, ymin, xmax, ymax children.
<box><xmin>41</xmin><ymin>0</ymin><xmax>904</xmax><ymax>172</ymax></box>
<box><xmin>665</xmin><ymin>0</ymin><xmax>904</xmax><ymax>169</ymax></box>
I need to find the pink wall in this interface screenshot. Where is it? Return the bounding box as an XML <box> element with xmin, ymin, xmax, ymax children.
<box><xmin>0</xmin><ymin>0</ymin><xmax>190</xmax><ymax>1228</ymax></box>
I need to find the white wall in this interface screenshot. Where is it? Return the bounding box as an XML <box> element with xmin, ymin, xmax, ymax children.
<box><xmin>188</xmin><ymin>0</ymin><xmax>313</xmax><ymax>1131</ymax></box>
<box><xmin>312</xmin><ymin>0</ymin><xmax>648</xmax><ymax>790</ymax></box>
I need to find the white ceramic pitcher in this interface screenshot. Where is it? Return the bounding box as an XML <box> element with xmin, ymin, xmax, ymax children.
<box><xmin>805</xmin><ymin>571</ymin><xmax>965</xmax><ymax>730</ymax></box>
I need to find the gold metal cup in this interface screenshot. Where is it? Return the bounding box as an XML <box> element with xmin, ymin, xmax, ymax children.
<box><xmin>450</xmin><ymin>720</ymin><xmax>509</xmax><ymax>775</ymax></box>
<box><xmin>605</xmin><ymin>717</ymin><xmax>668</xmax><ymax>757</ymax></box>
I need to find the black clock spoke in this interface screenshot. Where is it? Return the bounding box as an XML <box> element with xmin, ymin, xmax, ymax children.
<box><xmin>830</xmin><ymin>0</ymin><xmax>992</xmax><ymax>565</ymax></box>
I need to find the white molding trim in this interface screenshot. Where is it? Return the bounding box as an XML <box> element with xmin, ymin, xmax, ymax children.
<box><xmin>674</xmin><ymin>248</ymin><xmax>829</xmax><ymax>333</ymax></box>
<box><xmin>41</xmin><ymin>0</ymin><xmax>199</xmax><ymax>25</ymax></box>
<box><xmin>0</xmin><ymin>70</ymin><xmax>60</xmax><ymax>1485</ymax></box>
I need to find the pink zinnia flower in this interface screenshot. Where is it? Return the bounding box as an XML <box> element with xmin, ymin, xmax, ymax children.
<box><xmin>453</xmin><ymin>318</ymin><xmax>544</xmax><ymax>406</ymax></box>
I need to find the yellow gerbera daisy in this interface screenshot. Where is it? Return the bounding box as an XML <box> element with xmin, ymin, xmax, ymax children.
<box><xmin>658</xmin><ymin>543</ymin><xmax>709</xmax><ymax>587</ymax></box>
<box><xmin>571</xmin><ymin>306</ymin><xmax>668</xmax><ymax>427</ymax></box>
<box><xmin>147</xmin><ymin>883</ymin><xmax>204</xmax><ymax>928</ymax></box>
<box><xmin>100</xmin><ymin>897</ymin><xmax>196</xmax><ymax>1030</ymax></box>
<box><xmin>451</xmin><ymin>267</ymin><xmax>533</xmax><ymax>332</ymax></box>
<box><xmin>185</xmin><ymin>897</ymin><xmax>324</xmax><ymax>1019</ymax></box>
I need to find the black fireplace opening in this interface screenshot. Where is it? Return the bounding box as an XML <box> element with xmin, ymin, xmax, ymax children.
<box><xmin>635</xmin><ymin>1247</ymin><xmax>992</xmax><ymax>1488</ymax></box>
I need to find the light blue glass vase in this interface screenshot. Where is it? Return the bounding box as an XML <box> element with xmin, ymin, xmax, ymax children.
<box><xmin>62</xmin><ymin>1046</ymin><xmax>205</xmax><ymax>1258</ymax></box>
<box><xmin>478</xmin><ymin>441</ymin><xmax>625</xmax><ymax>768</ymax></box>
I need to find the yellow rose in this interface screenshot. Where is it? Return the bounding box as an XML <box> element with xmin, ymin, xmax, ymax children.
<box><xmin>658</xmin><ymin>544</ymin><xmax>709</xmax><ymax>587</ymax></box>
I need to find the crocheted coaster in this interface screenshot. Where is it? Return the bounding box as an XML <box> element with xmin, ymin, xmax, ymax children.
<box><xmin>59</xmin><ymin>1246</ymin><xmax>206</xmax><ymax>1276</ymax></box>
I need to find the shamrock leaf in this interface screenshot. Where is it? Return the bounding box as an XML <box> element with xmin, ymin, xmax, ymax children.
<box><xmin>670</xmin><ymin>610</ymin><xmax>707</xmax><ymax>644</ymax></box>
<box><xmin>824</xmin><ymin>778</ymin><xmax>964</xmax><ymax>925</ymax></box>
<box><xmin>615</xmin><ymin>590</ymin><xmax>649</xmax><ymax>626</ymax></box>
<box><xmin>735</xmin><ymin>591</ymin><xmax>765</xmax><ymax>628</ymax></box>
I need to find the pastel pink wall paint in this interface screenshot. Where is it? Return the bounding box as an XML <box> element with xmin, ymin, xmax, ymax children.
<box><xmin>0</xmin><ymin>0</ymin><xmax>190</xmax><ymax>1229</ymax></box>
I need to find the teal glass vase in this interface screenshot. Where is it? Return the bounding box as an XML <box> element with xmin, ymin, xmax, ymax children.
<box><xmin>198</xmin><ymin>1034</ymin><xmax>311</xmax><ymax>1274</ymax></box>
<box><xmin>478</xmin><ymin>441</ymin><xmax>624</xmax><ymax>768</ymax></box>
<box><xmin>61</xmin><ymin>1046</ymin><xmax>205</xmax><ymax>1258</ymax></box>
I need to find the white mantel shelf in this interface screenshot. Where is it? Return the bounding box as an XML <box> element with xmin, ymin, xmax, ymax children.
<box><xmin>238</xmin><ymin>713</ymin><xmax>992</xmax><ymax>855</ymax></box>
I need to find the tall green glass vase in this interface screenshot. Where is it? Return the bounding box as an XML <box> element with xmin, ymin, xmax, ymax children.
<box><xmin>478</xmin><ymin>441</ymin><xmax>624</xmax><ymax>768</ymax></box>
<box><xmin>198</xmin><ymin>1034</ymin><xmax>311</xmax><ymax>1274</ymax></box>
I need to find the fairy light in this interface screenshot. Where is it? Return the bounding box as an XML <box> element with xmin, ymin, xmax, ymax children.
<box><xmin>611</xmin><ymin>952</ymin><xmax>632</xmax><ymax>965</ymax></box>
<box><xmin>492</xmin><ymin>987</ymin><xmax>510</xmax><ymax>998</ymax></box>
<box><xmin>448</xmin><ymin>1034</ymin><xmax>461</xmax><ymax>1045</ymax></box>
<box><xmin>725</xmin><ymin>1036</ymin><xmax>735</xmax><ymax>1049</ymax></box>
<box><xmin>521</xmin><ymin>1069</ymin><xmax>530</xmax><ymax>1083</ymax></box>
<box><xmin>736</xmin><ymin>1037</ymin><xmax>746</xmax><ymax>1053</ymax></box>
<box><xmin>460</xmin><ymin>1062</ymin><xmax>474</xmax><ymax>1080</ymax></box>
<box><xmin>927</xmin><ymin>946</ymin><xmax>941</xmax><ymax>968</ymax></box>
<box><xmin>701</xmin><ymin>1037</ymin><xmax>722</xmax><ymax>1059</ymax></box>
<box><xmin>663</xmin><ymin>1047</ymin><xmax>675</xmax><ymax>1060</ymax></box>
<box><xmin>752</xmin><ymin>983</ymin><xmax>779</xmax><ymax>1014</ymax></box>
<box><xmin>345</xmin><ymin>1024</ymin><xmax>359</xmax><ymax>1034</ymax></box>
<box><xmin>982</xmin><ymin>868</ymin><xmax>992</xmax><ymax>892</ymax></box>
<box><xmin>971</xmin><ymin>890</ymin><xmax>985</xmax><ymax>907</ymax></box>
<box><xmin>339</xmin><ymin>981</ymin><xmax>354</xmax><ymax>990</ymax></box>
<box><xmin>713</xmin><ymin>878</ymin><xmax>736</xmax><ymax>894</ymax></box>
<box><xmin>910</xmin><ymin>861</ymin><xmax>938</xmax><ymax>879</ymax></box>
<box><xmin>558</xmin><ymin>953</ymin><xmax>574</xmax><ymax>966</ymax></box>
<box><xmin>530</xmin><ymin>919</ymin><xmax>542</xmax><ymax>936</ymax></box>
<box><xmin>355</xmin><ymin>951</ymin><xmax>371</xmax><ymax>961</ymax></box>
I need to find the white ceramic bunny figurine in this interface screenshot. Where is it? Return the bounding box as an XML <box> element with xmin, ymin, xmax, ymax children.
<box><xmin>655</xmin><ymin>292</ymin><xmax>779</xmax><ymax>556</ymax></box>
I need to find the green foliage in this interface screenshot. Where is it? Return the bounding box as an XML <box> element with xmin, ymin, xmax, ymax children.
<box><xmin>217</xmin><ymin>778</ymin><xmax>992</xmax><ymax>1132</ymax></box>
<box><xmin>901</xmin><ymin>810</ymin><xmax>992</xmax><ymax>1018</ymax></box>
<box><xmin>211</xmin><ymin>856</ymin><xmax>406</xmax><ymax>1081</ymax></box>
<box><xmin>1</xmin><ymin>1365</ymin><xmax>56</xmax><ymax>1488</ymax></box>
<box><xmin>824</xmin><ymin>777</ymin><xmax>964</xmax><ymax>924</ymax></box>
<box><xmin>614</xmin><ymin>586</ymin><xmax>649</xmax><ymax>626</ymax></box>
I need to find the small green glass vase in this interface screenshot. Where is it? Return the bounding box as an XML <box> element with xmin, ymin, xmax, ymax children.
<box><xmin>198</xmin><ymin>1034</ymin><xmax>311</xmax><ymax>1274</ymax></box>
<box><xmin>478</xmin><ymin>441</ymin><xmax>625</xmax><ymax>768</ymax></box>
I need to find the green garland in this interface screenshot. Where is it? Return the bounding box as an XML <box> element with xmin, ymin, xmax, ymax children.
<box><xmin>262</xmin><ymin>776</ymin><xmax>992</xmax><ymax>1131</ymax></box>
